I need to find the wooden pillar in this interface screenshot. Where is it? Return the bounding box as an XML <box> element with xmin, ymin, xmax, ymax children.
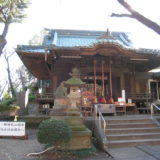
<box><xmin>53</xmin><ymin>75</ymin><xmax>57</xmax><ymax>92</ymax></box>
<box><xmin>120</xmin><ymin>74</ymin><xmax>125</xmax><ymax>90</ymax></box>
<box><xmin>50</xmin><ymin>75</ymin><xmax>57</xmax><ymax>93</ymax></box>
<box><xmin>101</xmin><ymin>61</ymin><xmax>105</xmax><ymax>97</ymax></box>
<box><xmin>130</xmin><ymin>75</ymin><xmax>136</xmax><ymax>93</ymax></box>
<box><xmin>109</xmin><ymin>61</ymin><xmax>113</xmax><ymax>103</ymax></box>
<box><xmin>93</xmin><ymin>60</ymin><xmax>97</xmax><ymax>97</ymax></box>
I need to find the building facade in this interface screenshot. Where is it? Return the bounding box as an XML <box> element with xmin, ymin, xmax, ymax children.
<box><xmin>16</xmin><ymin>29</ymin><xmax>160</xmax><ymax>109</ymax></box>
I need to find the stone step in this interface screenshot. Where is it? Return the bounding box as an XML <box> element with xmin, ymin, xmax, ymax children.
<box><xmin>107</xmin><ymin>138</ymin><xmax>160</xmax><ymax>148</ymax></box>
<box><xmin>106</xmin><ymin>119</ymin><xmax>153</xmax><ymax>124</ymax></box>
<box><xmin>106</xmin><ymin>123</ymin><xmax>156</xmax><ymax>129</ymax></box>
<box><xmin>106</xmin><ymin>127</ymin><xmax>160</xmax><ymax>135</ymax></box>
<box><xmin>107</xmin><ymin>133</ymin><xmax>160</xmax><ymax>141</ymax></box>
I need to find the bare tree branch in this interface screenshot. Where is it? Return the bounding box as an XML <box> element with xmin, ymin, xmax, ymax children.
<box><xmin>111</xmin><ymin>0</ymin><xmax>160</xmax><ymax>35</ymax></box>
<box><xmin>4</xmin><ymin>51</ymin><xmax>16</xmax><ymax>98</ymax></box>
<box><xmin>111</xmin><ymin>13</ymin><xmax>134</xmax><ymax>18</ymax></box>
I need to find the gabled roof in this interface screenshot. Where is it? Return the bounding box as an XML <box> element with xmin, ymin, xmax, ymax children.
<box><xmin>42</xmin><ymin>29</ymin><xmax>132</xmax><ymax>48</ymax></box>
<box><xmin>16</xmin><ymin>29</ymin><xmax>160</xmax><ymax>79</ymax></box>
<box><xmin>17</xmin><ymin>29</ymin><xmax>160</xmax><ymax>56</ymax></box>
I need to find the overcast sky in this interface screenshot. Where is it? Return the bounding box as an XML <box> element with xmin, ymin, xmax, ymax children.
<box><xmin>1</xmin><ymin>0</ymin><xmax>160</xmax><ymax>87</ymax></box>
<box><xmin>6</xmin><ymin>0</ymin><xmax>160</xmax><ymax>49</ymax></box>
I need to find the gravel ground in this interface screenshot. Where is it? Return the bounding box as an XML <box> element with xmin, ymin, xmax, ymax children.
<box><xmin>0</xmin><ymin>129</ymin><xmax>44</xmax><ymax>160</ymax></box>
<box><xmin>0</xmin><ymin>129</ymin><xmax>159</xmax><ymax>160</ymax></box>
<box><xmin>0</xmin><ymin>129</ymin><xmax>112</xmax><ymax>160</ymax></box>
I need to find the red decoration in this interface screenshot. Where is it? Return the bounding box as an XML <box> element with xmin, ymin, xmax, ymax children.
<box><xmin>100</xmin><ymin>97</ymin><xmax>107</xmax><ymax>104</ymax></box>
<box><xmin>109</xmin><ymin>97</ymin><xmax>114</xmax><ymax>104</ymax></box>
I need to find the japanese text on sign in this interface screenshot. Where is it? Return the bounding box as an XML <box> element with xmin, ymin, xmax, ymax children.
<box><xmin>0</xmin><ymin>121</ymin><xmax>25</xmax><ymax>136</ymax></box>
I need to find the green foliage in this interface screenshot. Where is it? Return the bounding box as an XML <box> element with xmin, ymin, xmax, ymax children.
<box><xmin>71</xmin><ymin>145</ymin><xmax>96</xmax><ymax>158</ymax></box>
<box><xmin>28</xmin><ymin>93</ymin><xmax>36</xmax><ymax>102</ymax></box>
<box><xmin>37</xmin><ymin>119</ymin><xmax>72</xmax><ymax>146</ymax></box>
<box><xmin>3</xmin><ymin>92</ymin><xmax>12</xmax><ymax>100</ymax></box>
<box><xmin>0</xmin><ymin>97</ymin><xmax>16</xmax><ymax>112</ymax></box>
<box><xmin>0</xmin><ymin>0</ymin><xmax>30</xmax><ymax>24</ymax></box>
<box><xmin>0</xmin><ymin>97</ymin><xmax>16</xmax><ymax>106</ymax></box>
<box><xmin>0</xmin><ymin>105</ymin><xmax>13</xmax><ymax>112</ymax></box>
<box><xmin>0</xmin><ymin>115</ymin><xmax>14</xmax><ymax>121</ymax></box>
<box><xmin>18</xmin><ymin>116</ymin><xmax>51</xmax><ymax>128</ymax></box>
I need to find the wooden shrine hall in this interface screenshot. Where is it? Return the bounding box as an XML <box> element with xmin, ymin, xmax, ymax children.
<box><xmin>16</xmin><ymin>29</ymin><xmax>160</xmax><ymax>115</ymax></box>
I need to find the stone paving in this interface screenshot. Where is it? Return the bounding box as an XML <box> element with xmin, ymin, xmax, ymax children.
<box><xmin>108</xmin><ymin>146</ymin><xmax>160</xmax><ymax>160</ymax></box>
<box><xmin>0</xmin><ymin>129</ymin><xmax>160</xmax><ymax>160</ymax></box>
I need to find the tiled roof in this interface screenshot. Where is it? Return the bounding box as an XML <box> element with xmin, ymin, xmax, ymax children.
<box><xmin>43</xmin><ymin>30</ymin><xmax>132</xmax><ymax>47</ymax></box>
<box><xmin>17</xmin><ymin>45</ymin><xmax>46</xmax><ymax>53</ymax></box>
<box><xmin>42</xmin><ymin>29</ymin><xmax>133</xmax><ymax>48</ymax></box>
<box><xmin>16</xmin><ymin>29</ymin><xmax>160</xmax><ymax>56</ymax></box>
<box><xmin>57</xmin><ymin>35</ymin><xmax>96</xmax><ymax>47</ymax></box>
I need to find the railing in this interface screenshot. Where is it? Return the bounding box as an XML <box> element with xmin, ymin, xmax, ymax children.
<box><xmin>94</xmin><ymin>105</ymin><xmax>113</xmax><ymax>158</ymax></box>
<box><xmin>151</xmin><ymin>103</ymin><xmax>160</xmax><ymax>119</ymax></box>
<box><xmin>94</xmin><ymin>104</ymin><xmax>108</xmax><ymax>144</ymax></box>
<box><xmin>126</xmin><ymin>93</ymin><xmax>155</xmax><ymax>100</ymax></box>
<box><xmin>98</xmin><ymin>111</ymin><xmax>107</xmax><ymax>133</ymax></box>
<box><xmin>37</xmin><ymin>93</ymin><xmax>55</xmax><ymax>101</ymax></box>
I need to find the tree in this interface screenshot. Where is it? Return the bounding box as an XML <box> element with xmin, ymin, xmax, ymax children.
<box><xmin>0</xmin><ymin>81</ymin><xmax>7</xmax><ymax>99</ymax></box>
<box><xmin>16</xmin><ymin>64</ymin><xmax>37</xmax><ymax>91</ymax></box>
<box><xmin>0</xmin><ymin>0</ymin><xmax>30</xmax><ymax>55</ymax></box>
<box><xmin>4</xmin><ymin>50</ymin><xmax>16</xmax><ymax>98</ymax></box>
<box><xmin>111</xmin><ymin>0</ymin><xmax>160</xmax><ymax>35</ymax></box>
<box><xmin>28</xmin><ymin>29</ymin><xmax>49</xmax><ymax>45</ymax></box>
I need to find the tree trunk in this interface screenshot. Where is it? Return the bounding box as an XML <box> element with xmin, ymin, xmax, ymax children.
<box><xmin>19</xmin><ymin>71</ymin><xmax>26</xmax><ymax>91</ymax></box>
<box><xmin>0</xmin><ymin>23</ymin><xmax>10</xmax><ymax>56</ymax></box>
<box><xmin>4</xmin><ymin>54</ymin><xmax>16</xmax><ymax>98</ymax></box>
<box><xmin>2</xmin><ymin>23</ymin><xmax>10</xmax><ymax>38</ymax></box>
<box><xmin>0</xmin><ymin>36</ymin><xmax>6</xmax><ymax>56</ymax></box>
<box><xmin>0</xmin><ymin>83</ymin><xmax>7</xmax><ymax>98</ymax></box>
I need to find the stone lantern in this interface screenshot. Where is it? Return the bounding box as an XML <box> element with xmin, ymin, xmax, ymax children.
<box><xmin>50</xmin><ymin>68</ymin><xmax>91</xmax><ymax>150</ymax></box>
<box><xmin>63</xmin><ymin>68</ymin><xmax>85</xmax><ymax>111</ymax></box>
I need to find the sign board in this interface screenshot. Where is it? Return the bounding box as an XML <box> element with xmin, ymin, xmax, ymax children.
<box><xmin>118</xmin><ymin>97</ymin><xmax>124</xmax><ymax>102</ymax></box>
<box><xmin>121</xmin><ymin>90</ymin><xmax>126</xmax><ymax>102</ymax></box>
<box><xmin>0</xmin><ymin>121</ymin><xmax>25</xmax><ymax>137</ymax></box>
<box><xmin>128</xmin><ymin>99</ymin><xmax>132</xmax><ymax>103</ymax></box>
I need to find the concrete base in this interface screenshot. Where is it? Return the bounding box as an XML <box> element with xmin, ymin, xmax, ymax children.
<box><xmin>51</xmin><ymin>114</ymin><xmax>92</xmax><ymax>150</ymax></box>
<box><xmin>63</xmin><ymin>128</ymin><xmax>92</xmax><ymax>150</ymax></box>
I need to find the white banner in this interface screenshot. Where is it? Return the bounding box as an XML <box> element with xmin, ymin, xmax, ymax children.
<box><xmin>122</xmin><ymin>90</ymin><xmax>126</xmax><ymax>102</ymax></box>
<box><xmin>0</xmin><ymin>122</ymin><xmax>25</xmax><ymax>137</ymax></box>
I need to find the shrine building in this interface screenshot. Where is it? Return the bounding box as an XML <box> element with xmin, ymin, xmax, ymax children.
<box><xmin>16</xmin><ymin>29</ymin><xmax>160</xmax><ymax>114</ymax></box>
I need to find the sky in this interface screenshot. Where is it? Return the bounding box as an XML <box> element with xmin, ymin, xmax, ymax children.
<box><xmin>6</xmin><ymin>0</ymin><xmax>160</xmax><ymax>48</ymax></box>
<box><xmin>1</xmin><ymin>0</ymin><xmax>160</xmax><ymax>89</ymax></box>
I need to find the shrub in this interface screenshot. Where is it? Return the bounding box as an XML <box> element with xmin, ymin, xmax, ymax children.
<box><xmin>37</xmin><ymin>119</ymin><xmax>72</xmax><ymax>146</ymax></box>
<box><xmin>0</xmin><ymin>97</ymin><xmax>17</xmax><ymax>113</ymax></box>
<box><xmin>18</xmin><ymin>116</ymin><xmax>51</xmax><ymax>128</ymax></box>
<box><xmin>3</xmin><ymin>92</ymin><xmax>12</xmax><ymax>100</ymax></box>
<box><xmin>28</xmin><ymin>93</ymin><xmax>36</xmax><ymax>102</ymax></box>
<box><xmin>71</xmin><ymin>145</ymin><xmax>96</xmax><ymax>158</ymax></box>
<box><xmin>0</xmin><ymin>97</ymin><xmax>16</xmax><ymax>106</ymax></box>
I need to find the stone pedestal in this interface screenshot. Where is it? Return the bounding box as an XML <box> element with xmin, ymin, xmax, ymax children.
<box><xmin>50</xmin><ymin>68</ymin><xmax>92</xmax><ymax>150</ymax></box>
<box><xmin>52</xmin><ymin>115</ymin><xmax>92</xmax><ymax>150</ymax></box>
<box><xmin>50</xmin><ymin>98</ymin><xmax>92</xmax><ymax>150</ymax></box>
